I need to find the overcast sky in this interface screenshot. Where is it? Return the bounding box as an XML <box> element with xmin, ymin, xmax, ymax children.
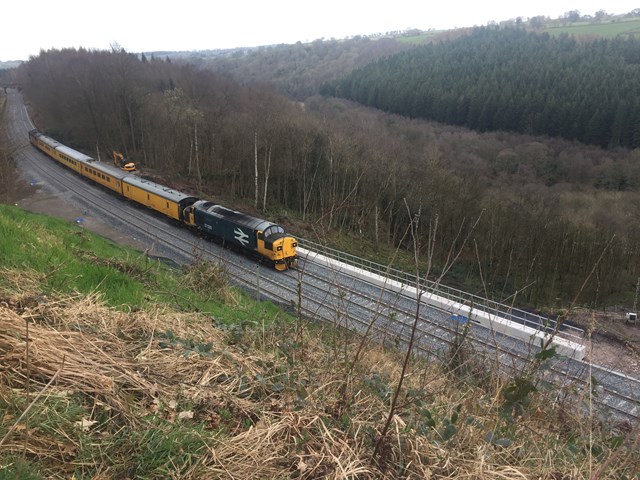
<box><xmin>1</xmin><ymin>1</ymin><xmax>638</xmax><ymax>61</ymax></box>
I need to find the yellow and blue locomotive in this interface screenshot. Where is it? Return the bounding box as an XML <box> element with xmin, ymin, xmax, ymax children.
<box><xmin>184</xmin><ymin>201</ymin><xmax>298</xmax><ymax>271</ymax></box>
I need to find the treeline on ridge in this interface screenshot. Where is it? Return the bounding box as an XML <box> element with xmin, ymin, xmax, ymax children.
<box><xmin>189</xmin><ymin>36</ymin><xmax>416</xmax><ymax>101</ymax></box>
<box><xmin>14</xmin><ymin>48</ymin><xmax>640</xmax><ymax>307</ymax></box>
<box><xmin>321</xmin><ymin>27</ymin><xmax>640</xmax><ymax>149</ymax></box>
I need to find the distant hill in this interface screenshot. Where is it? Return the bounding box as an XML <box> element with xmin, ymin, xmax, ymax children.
<box><xmin>151</xmin><ymin>12</ymin><xmax>640</xmax><ymax>101</ymax></box>
<box><xmin>0</xmin><ymin>60</ymin><xmax>22</xmax><ymax>70</ymax></box>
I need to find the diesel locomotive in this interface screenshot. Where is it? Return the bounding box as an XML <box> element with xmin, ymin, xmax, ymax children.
<box><xmin>28</xmin><ymin>129</ymin><xmax>298</xmax><ymax>270</ymax></box>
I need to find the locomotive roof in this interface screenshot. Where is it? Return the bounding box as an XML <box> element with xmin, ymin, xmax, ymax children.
<box><xmin>123</xmin><ymin>175</ymin><xmax>197</xmax><ymax>203</ymax></box>
<box><xmin>196</xmin><ymin>201</ymin><xmax>274</xmax><ymax>231</ymax></box>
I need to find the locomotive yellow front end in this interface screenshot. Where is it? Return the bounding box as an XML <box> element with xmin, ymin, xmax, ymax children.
<box><xmin>272</xmin><ymin>235</ymin><xmax>298</xmax><ymax>271</ymax></box>
<box><xmin>256</xmin><ymin>224</ymin><xmax>298</xmax><ymax>271</ymax></box>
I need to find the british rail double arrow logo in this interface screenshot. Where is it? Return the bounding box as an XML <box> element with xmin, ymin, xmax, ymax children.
<box><xmin>234</xmin><ymin>228</ymin><xmax>249</xmax><ymax>246</ymax></box>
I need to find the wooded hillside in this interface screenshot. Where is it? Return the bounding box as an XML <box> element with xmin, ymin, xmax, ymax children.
<box><xmin>15</xmin><ymin>46</ymin><xmax>640</xmax><ymax>307</ymax></box>
<box><xmin>322</xmin><ymin>27</ymin><xmax>640</xmax><ymax>149</ymax></box>
<box><xmin>189</xmin><ymin>36</ymin><xmax>417</xmax><ymax>100</ymax></box>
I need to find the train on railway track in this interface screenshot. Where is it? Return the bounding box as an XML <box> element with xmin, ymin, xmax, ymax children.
<box><xmin>28</xmin><ymin>129</ymin><xmax>298</xmax><ymax>270</ymax></box>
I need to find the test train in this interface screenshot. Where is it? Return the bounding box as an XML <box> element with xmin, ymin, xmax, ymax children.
<box><xmin>28</xmin><ymin>129</ymin><xmax>298</xmax><ymax>270</ymax></box>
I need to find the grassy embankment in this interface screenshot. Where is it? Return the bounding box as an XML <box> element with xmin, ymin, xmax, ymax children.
<box><xmin>0</xmin><ymin>203</ymin><xmax>272</xmax><ymax>322</ymax></box>
<box><xmin>0</xmin><ymin>204</ymin><xmax>638</xmax><ymax>479</ymax></box>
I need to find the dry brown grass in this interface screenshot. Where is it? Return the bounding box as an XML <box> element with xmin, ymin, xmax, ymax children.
<box><xmin>0</xmin><ymin>269</ymin><xmax>638</xmax><ymax>479</ymax></box>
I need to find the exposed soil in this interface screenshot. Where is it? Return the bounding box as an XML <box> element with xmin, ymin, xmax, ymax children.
<box><xmin>569</xmin><ymin>309</ymin><xmax>640</xmax><ymax>377</ymax></box>
<box><xmin>3</xmin><ymin>164</ymin><xmax>640</xmax><ymax>378</ymax></box>
<box><xmin>2</xmin><ymin>168</ymin><xmax>149</xmax><ymax>251</ymax></box>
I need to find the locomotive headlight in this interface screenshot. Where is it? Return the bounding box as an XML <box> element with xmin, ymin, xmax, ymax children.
<box><xmin>277</xmin><ymin>246</ymin><xmax>283</xmax><ymax>251</ymax></box>
<box><xmin>292</xmin><ymin>242</ymin><xmax>298</xmax><ymax>247</ymax></box>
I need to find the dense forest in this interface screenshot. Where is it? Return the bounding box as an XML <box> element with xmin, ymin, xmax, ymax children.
<box><xmin>321</xmin><ymin>27</ymin><xmax>640</xmax><ymax>149</ymax></box>
<box><xmin>12</xmin><ymin>42</ymin><xmax>640</xmax><ymax>308</ymax></box>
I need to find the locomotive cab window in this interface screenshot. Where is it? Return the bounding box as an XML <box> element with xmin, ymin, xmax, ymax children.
<box><xmin>264</xmin><ymin>226</ymin><xmax>285</xmax><ymax>238</ymax></box>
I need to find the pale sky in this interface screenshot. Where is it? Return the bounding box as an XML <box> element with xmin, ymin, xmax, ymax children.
<box><xmin>1</xmin><ymin>1</ymin><xmax>638</xmax><ymax>61</ymax></box>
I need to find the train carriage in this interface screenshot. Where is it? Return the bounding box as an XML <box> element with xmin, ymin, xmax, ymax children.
<box><xmin>52</xmin><ymin>145</ymin><xmax>91</xmax><ymax>174</ymax></box>
<box><xmin>122</xmin><ymin>176</ymin><xmax>197</xmax><ymax>221</ymax></box>
<box><xmin>80</xmin><ymin>160</ymin><xmax>128</xmax><ymax>194</ymax></box>
<box><xmin>30</xmin><ymin>129</ymin><xmax>127</xmax><ymax>193</ymax></box>
<box><xmin>30</xmin><ymin>130</ymin><xmax>85</xmax><ymax>174</ymax></box>
<box><xmin>29</xmin><ymin>130</ymin><xmax>62</xmax><ymax>156</ymax></box>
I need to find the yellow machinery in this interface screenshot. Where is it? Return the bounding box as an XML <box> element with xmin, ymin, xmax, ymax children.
<box><xmin>112</xmin><ymin>151</ymin><xmax>136</xmax><ymax>171</ymax></box>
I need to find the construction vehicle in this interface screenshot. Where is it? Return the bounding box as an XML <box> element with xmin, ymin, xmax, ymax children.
<box><xmin>112</xmin><ymin>151</ymin><xmax>136</xmax><ymax>172</ymax></box>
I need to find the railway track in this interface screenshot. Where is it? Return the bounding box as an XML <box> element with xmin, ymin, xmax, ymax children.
<box><xmin>4</xmin><ymin>90</ymin><xmax>640</xmax><ymax>423</ymax></box>
<box><xmin>289</xmin><ymin>262</ymin><xmax>640</xmax><ymax>422</ymax></box>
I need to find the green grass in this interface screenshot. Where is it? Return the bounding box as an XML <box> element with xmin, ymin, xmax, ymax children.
<box><xmin>546</xmin><ymin>17</ymin><xmax>640</xmax><ymax>38</ymax></box>
<box><xmin>0</xmin><ymin>203</ymin><xmax>284</xmax><ymax>324</ymax></box>
<box><xmin>0</xmin><ymin>204</ymin><xmax>146</xmax><ymax>304</ymax></box>
<box><xmin>100</xmin><ymin>415</ymin><xmax>212</xmax><ymax>479</ymax></box>
<box><xmin>0</xmin><ymin>457</ymin><xmax>43</xmax><ymax>480</ymax></box>
<box><xmin>0</xmin><ymin>388</ymin><xmax>215</xmax><ymax>480</ymax></box>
